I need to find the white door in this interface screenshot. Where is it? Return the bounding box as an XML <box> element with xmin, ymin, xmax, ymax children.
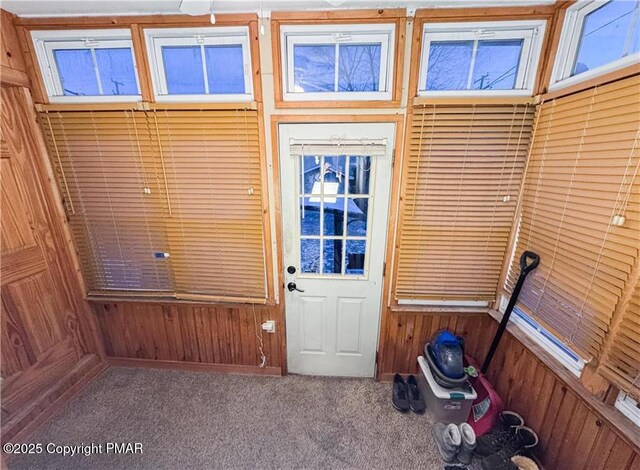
<box><xmin>279</xmin><ymin>123</ymin><xmax>394</xmax><ymax>377</ymax></box>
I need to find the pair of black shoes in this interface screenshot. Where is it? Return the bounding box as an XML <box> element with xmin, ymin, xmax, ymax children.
<box><xmin>392</xmin><ymin>374</ymin><xmax>425</xmax><ymax>414</ymax></box>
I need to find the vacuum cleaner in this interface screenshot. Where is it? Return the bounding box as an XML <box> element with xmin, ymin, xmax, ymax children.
<box><xmin>424</xmin><ymin>330</ymin><xmax>469</xmax><ymax>389</ymax></box>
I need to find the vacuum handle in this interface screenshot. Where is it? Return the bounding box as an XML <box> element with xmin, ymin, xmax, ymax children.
<box><xmin>520</xmin><ymin>251</ymin><xmax>540</xmax><ymax>275</ymax></box>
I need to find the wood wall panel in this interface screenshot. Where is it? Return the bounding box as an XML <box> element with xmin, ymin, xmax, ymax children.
<box><xmin>377</xmin><ymin>310</ymin><xmax>640</xmax><ymax>469</ymax></box>
<box><xmin>0</xmin><ymin>10</ymin><xmax>29</xmax><ymax>87</ymax></box>
<box><xmin>376</xmin><ymin>309</ymin><xmax>495</xmax><ymax>379</ymax></box>
<box><xmin>0</xmin><ymin>85</ymin><xmax>104</xmax><ymax>442</ymax></box>
<box><xmin>92</xmin><ymin>301</ymin><xmax>285</xmax><ymax>374</ymax></box>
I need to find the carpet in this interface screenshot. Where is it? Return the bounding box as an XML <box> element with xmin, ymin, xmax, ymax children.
<box><xmin>10</xmin><ymin>367</ymin><xmax>449</xmax><ymax>469</ymax></box>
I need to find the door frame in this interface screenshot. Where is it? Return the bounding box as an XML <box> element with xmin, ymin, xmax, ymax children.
<box><xmin>269</xmin><ymin>114</ymin><xmax>405</xmax><ymax>377</ymax></box>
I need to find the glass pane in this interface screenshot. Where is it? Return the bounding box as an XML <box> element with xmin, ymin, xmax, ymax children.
<box><xmin>162</xmin><ymin>46</ymin><xmax>205</xmax><ymax>94</ymax></box>
<box><xmin>302</xmin><ymin>155</ymin><xmax>322</xmax><ymax>194</ymax></box>
<box><xmin>472</xmin><ymin>40</ymin><xmax>523</xmax><ymax>90</ymax></box>
<box><xmin>323</xmin><ymin>197</ymin><xmax>345</xmax><ymax>236</ymax></box>
<box><xmin>338</xmin><ymin>44</ymin><xmax>381</xmax><ymax>92</ymax></box>
<box><xmin>345</xmin><ymin>240</ymin><xmax>366</xmax><ymax>275</ymax></box>
<box><xmin>323</xmin><ymin>156</ymin><xmax>346</xmax><ymax>195</ymax></box>
<box><xmin>300</xmin><ymin>197</ymin><xmax>320</xmax><ymax>236</ymax></box>
<box><xmin>301</xmin><ymin>239</ymin><xmax>320</xmax><ymax>273</ymax></box>
<box><xmin>425</xmin><ymin>41</ymin><xmax>473</xmax><ymax>91</ymax></box>
<box><xmin>347</xmin><ymin>198</ymin><xmax>368</xmax><ymax>236</ymax></box>
<box><xmin>293</xmin><ymin>45</ymin><xmax>335</xmax><ymax>92</ymax></box>
<box><xmin>53</xmin><ymin>49</ymin><xmax>99</xmax><ymax>96</ymax></box>
<box><xmin>95</xmin><ymin>48</ymin><xmax>138</xmax><ymax>95</ymax></box>
<box><xmin>574</xmin><ymin>0</ymin><xmax>640</xmax><ymax>76</ymax></box>
<box><xmin>205</xmin><ymin>45</ymin><xmax>245</xmax><ymax>94</ymax></box>
<box><xmin>348</xmin><ymin>156</ymin><xmax>371</xmax><ymax>194</ymax></box>
<box><xmin>323</xmin><ymin>239</ymin><xmax>343</xmax><ymax>274</ymax></box>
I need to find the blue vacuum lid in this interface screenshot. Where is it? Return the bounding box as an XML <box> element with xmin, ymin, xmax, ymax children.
<box><xmin>429</xmin><ymin>330</ymin><xmax>465</xmax><ymax>379</ymax></box>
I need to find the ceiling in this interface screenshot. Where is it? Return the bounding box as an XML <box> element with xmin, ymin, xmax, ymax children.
<box><xmin>2</xmin><ymin>0</ymin><xmax>556</xmax><ymax>18</ymax></box>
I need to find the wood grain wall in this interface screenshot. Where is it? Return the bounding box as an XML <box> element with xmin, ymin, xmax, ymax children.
<box><xmin>92</xmin><ymin>301</ymin><xmax>285</xmax><ymax>375</ymax></box>
<box><xmin>377</xmin><ymin>308</ymin><xmax>640</xmax><ymax>469</ymax></box>
<box><xmin>1</xmin><ymin>85</ymin><xmax>105</xmax><ymax>442</ymax></box>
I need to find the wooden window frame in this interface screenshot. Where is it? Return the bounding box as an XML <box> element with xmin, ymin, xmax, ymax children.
<box><xmin>408</xmin><ymin>6</ymin><xmax>557</xmax><ymax>104</ymax></box>
<box><xmin>144</xmin><ymin>26</ymin><xmax>254</xmax><ymax>103</ymax></box>
<box><xmin>271</xmin><ymin>9</ymin><xmax>406</xmax><ymax>109</ymax></box>
<box><xmin>417</xmin><ymin>20</ymin><xmax>546</xmax><ymax>98</ymax></box>
<box><xmin>14</xmin><ymin>13</ymin><xmax>263</xmax><ymax>107</ymax></box>
<box><xmin>31</xmin><ymin>28</ymin><xmax>143</xmax><ymax>103</ymax></box>
<box><xmin>549</xmin><ymin>0</ymin><xmax>640</xmax><ymax>92</ymax></box>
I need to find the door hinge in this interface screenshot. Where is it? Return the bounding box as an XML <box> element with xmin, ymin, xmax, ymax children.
<box><xmin>391</xmin><ymin>150</ymin><xmax>396</xmax><ymax>168</ymax></box>
<box><xmin>383</xmin><ymin>262</ymin><xmax>386</xmax><ymax>277</ymax></box>
<box><xmin>375</xmin><ymin>351</ymin><xmax>379</xmax><ymax>364</ymax></box>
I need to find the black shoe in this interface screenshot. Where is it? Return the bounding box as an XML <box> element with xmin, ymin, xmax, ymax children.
<box><xmin>406</xmin><ymin>375</ymin><xmax>425</xmax><ymax>414</ymax></box>
<box><xmin>480</xmin><ymin>426</ymin><xmax>538</xmax><ymax>470</ymax></box>
<box><xmin>392</xmin><ymin>374</ymin><xmax>410</xmax><ymax>413</ymax></box>
<box><xmin>475</xmin><ymin>411</ymin><xmax>524</xmax><ymax>457</ymax></box>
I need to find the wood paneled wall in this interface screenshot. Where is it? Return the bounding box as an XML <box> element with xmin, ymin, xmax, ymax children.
<box><xmin>0</xmin><ymin>10</ymin><xmax>29</xmax><ymax>87</ymax></box>
<box><xmin>376</xmin><ymin>309</ymin><xmax>495</xmax><ymax>380</ymax></box>
<box><xmin>92</xmin><ymin>301</ymin><xmax>285</xmax><ymax>375</ymax></box>
<box><xmin>377</xmin><ymin>308</ymin><xmax>640</xmax><ymax>469</ymax></box>
<box><xmin>0</xmin><ymin>85</ymin><xmax>105</xmax><ymax>442</ymax></box>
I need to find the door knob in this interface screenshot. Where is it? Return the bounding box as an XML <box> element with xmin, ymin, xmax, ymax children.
<box><xmin>287</xmin><ymin>282</ymin><xmax>305</xmax><ymax>293</ymax></box>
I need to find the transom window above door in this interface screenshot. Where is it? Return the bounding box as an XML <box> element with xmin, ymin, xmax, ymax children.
<box><xmin>280</xmin><ymin>24</ymin><xmax>395</xmax><ymax>101</ymax></box>
<box><xmin>145</xmin><ymin>27</ymin><xmax>253</xmax><ymax>102</ymax></box>
<box><xmin>418</xmin><ymin>21</ymin><xmax>546</xmax><ymax>96</ymax></box>
<box><xmin>31</xmin><ymin>29</ymin><xmax>141</xmax><ymax>102</ymax></box>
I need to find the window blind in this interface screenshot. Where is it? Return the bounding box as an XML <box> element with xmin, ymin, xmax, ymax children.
<box><xmin>601</xmin><ymin>277</ymin><xmax>640</xmax><ymax>401</ymax></box>
<box><xmin>394</xmin><ymin>104</ymin><xmax>534</xmax><ymax>303</ymax></box>
<box><xmin>505</xmin><ymin>75</ymin><xmax>640</xmax><ymax>360</ymax></box>
<box><xmin>41</xmin><ymin>108</ymin><xmax>267</xmax><ymax>301</ymax></box>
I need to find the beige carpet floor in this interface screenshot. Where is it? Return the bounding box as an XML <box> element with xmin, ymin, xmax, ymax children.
<box><xmin>9</xmin><ymin>367</ymin><xmax>451</xmax><ymax>470</ymax></box>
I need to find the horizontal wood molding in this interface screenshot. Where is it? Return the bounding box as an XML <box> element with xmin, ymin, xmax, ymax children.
<box><xmin>14</xmin><ymin>13</ymin><xmax>258</xmax><ymax>27</ymax></box>
<box><xmin>108</xmin><ymin>357</ymin><xmax>282</xmax><ymax>376</ymax></box>
<box><xmin>2</xmin><ymin>354</ymin><xmax>106</xmax><ymax>444</ymax></box>
<box><xmin>0</xmin><ymin>65</ymin><xmax>29</xmax><ymax>87</ymax></box>
<box><xmin>414</xmin><ymin>5</ymin><xmax>556</xmax><ymax>20</ymax></box>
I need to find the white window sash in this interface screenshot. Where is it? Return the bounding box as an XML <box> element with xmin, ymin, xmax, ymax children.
<box><xmin>418</xmin><ymin>20</ymin><xmax>545</xmax><ymax>97</ymax></box>
<box><xmin>32</xmin><ymin>29</ymin><xmax>142</xmax><ymax>102</ymax></box>
<box><xmin>145</xmin><ymin>26</ymin><xmax>253</xmax><ymax>102</ymax></box>
<box><xmin>550</xmin><ymin>0</ymin><xmax>640</xmax><ymax>91</ymax></box>
<box><xmin>280</xmin><ymin>24</ymin><xmax>395</xmax><ymax>101</ymax></box>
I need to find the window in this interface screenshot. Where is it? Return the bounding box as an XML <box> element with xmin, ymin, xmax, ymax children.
<box><xmin>503</xmin><ymin>75</ymin><xmax>640</xmax><ymax>361</ymax></box>
<box><xmin>551</xmin><ymin>0</ymin><xmax>640</xmax><ymax>90</ymax></box>
<box><xmin>280</xmin><ymin>24</ymin><xmax>395</xmax><ymax>101</ymax></box>
<box><xmin>145</xmin><ymin>27</ymin><xmax>253</xmax><ymax>102</ymax></box>
<box><xmin>31</xmin><ymin>29</ymin><xmax>141</xmax><ymax>102</ymax></box>
<box><xmin>418</xmin><ymin>21</ymin><xmax>545</xmax><ymax>96</ymax></box>
<box><xmin>393</xmin><ymin>104</ymin><xmax>534</xmax><ymax>305</ymax></box>
<box><xmin>41</xmin><ymin>109</ymin><xmax>268</xmax><ymax>302</ymax></box>
<box><xmin>499</xmin><ymin>296</ymin><xmax>585</xmax><ymax>377</ymax></box>
<box><xmin>615</xmin><ymin>392</ymin><xmax>640</xmax><ymax>427</ymax></box>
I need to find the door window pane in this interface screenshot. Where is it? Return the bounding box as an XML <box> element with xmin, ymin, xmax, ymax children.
<box><xmin>345</xmin><ymin>240</ymin><xmax>366</xmax><ymax>275</ymax></box>
<box><xmin>323</xmin><ymin>156</ymin><xmax>346</xmax><ymax>195</ymax></box>
<box><xmin>54</xmin><ymin>49</ymin><xmax>100</xmax><ymax>96</ymax></box>
<box><xmin>323</xmin><ymin>197</ymin><xmax>345</xmax><ymax>236</ymax></box>
<box><xmin>323</xmin><ymin>239</ymin><xmax>343</xmax><ymax>274</ymax></box>
<box><xmin>300</xmin><ymin>197</ymin><xmax>320</xmax><ymax>236</ymax></box>
<box><xmin>301</xmin><ymin>239</ymin><xmax>320</xmax><ymax>273</ymax></box>
<box><xmin>205</xmin><ymin>45</ymin><xmax>245</xmax><ymax>94</ymax></box>
<box><xmin>162</xmin><ymin>46</ymin><xmax>205</xmax><ymax>94</ymax></box>
<box><xmin>348</xmin><ymin>156</ymin><xmax>371</xmax><ymax>194</ymax></box>
<box><xmin>426</xmin><ymin>41</ymin><xmax>473</xmax><ymax>90</ymax></box>
<box><xmin>338</xmin><ymin>44</ymin><xmax>381</xmax><ymax>92</ymax></box>
<box><xmin>95</xmin><ymin>48</ymin><xmax>138</xmax><ymax>95</ymax></box>
<box><xmin>301</xmin><ymin>156</ymin><xmax>321</xmax><ymax>194</ymax></box>
<box><xmin>574</xmin><ymin>0</ymin><xmax>640</xmax><ymax>76</ymax></box>
<box><xmin>472</xmin><ymin>40</ymin><xmax>523</xmax><ymax>90</ymax></box>
<box><xmin>347</xmin><ymin>198</ymin><xmax>368</xmax><ymax>236</ymax></box>
<box><xmin>293</xmin><ymin>45</ymin><xmax>335</xmax><ymax>92</ymax></box>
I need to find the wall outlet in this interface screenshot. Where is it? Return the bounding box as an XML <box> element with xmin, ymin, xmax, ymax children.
<box><xmin>261</xmin><ymin>320</ymin><xmax>276</xmax><ymax>333</ymax></box>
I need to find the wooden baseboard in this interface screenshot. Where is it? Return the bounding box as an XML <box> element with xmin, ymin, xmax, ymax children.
<box><xmin>107</xmin><ymin>357</ymin><xmax>282</xmax><ymax>376</ymax></box>
<box><xmin>2</xmin><ymin>354</ymin><xmax>107</xmax><ymax>444</ymax></box>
